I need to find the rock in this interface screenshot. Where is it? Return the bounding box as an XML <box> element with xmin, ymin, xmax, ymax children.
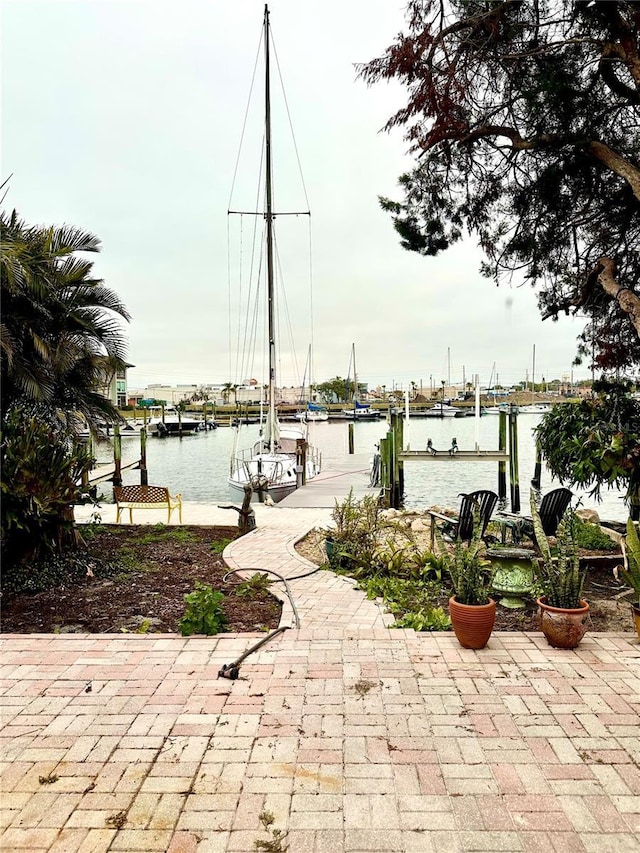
<box><xmin>576</xmin><ymin>509</ymin><xmax>600</xmax><ymax>524</ymax></box>
<box><xmin>410</xmin><ymin>518</ymin><xmax>430</xmax><ymax>533</ymax></box>
<box><xmin>121</xmin><ymin>615</ymin><xmax>164</xmax><ymax>633</ymax></box>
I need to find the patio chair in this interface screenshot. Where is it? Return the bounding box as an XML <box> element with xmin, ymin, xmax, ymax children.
<box><xmin>428</xmin><ymin>489</ymin><xmax>499</xmax><ymax>548</ymax></box>
<box><xmin>520</xmin><ymin>487</ymin><xmax>573</xmax><ymax>542</ymax></box>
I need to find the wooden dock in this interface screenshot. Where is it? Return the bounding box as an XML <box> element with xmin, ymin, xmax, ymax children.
<box><xmin>400</xmin><ymin>449</ymin><xmax>509</xmax><ymax>462</ymax></box>
<box><xmin>279</xmin><ymin>454</ymin><xmax>375</xmax><ymax>508</ymax></box>
<box><xmin>87</xmin><ymin>459</ymin><xmax>139</xmax><ymax>485</ymax></box>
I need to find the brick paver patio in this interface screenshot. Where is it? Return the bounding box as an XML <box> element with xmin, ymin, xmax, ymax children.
<box><xmin>1</xmin><ymin>503</ymin><xmax>639</xmax><ymax>851</ymax></box>
<box><xmin>1</xmin><ymin>631</ymin><xmax>639</xmax><ymax>852</ymax></box>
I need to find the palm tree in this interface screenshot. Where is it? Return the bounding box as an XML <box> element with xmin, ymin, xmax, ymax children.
<box><xmin>1</xmin><ymin>210</ymin><xmax>131</xmax><ymax>564</ymax></box>
<box><xmin>1</xmin><ymin>210</ymin><xmax>130</xmax><ymax>431</ymax></box>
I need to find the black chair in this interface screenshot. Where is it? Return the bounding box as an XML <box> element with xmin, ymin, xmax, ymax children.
<box><xmin>521</xmin><ymin>487</ymin><xmax>573</xmax><ymax>541</ymax></box>
<box><xmin>428</xmin><ymin>489</ymin><xmax>499</xmax><ymax>547</ymax></box>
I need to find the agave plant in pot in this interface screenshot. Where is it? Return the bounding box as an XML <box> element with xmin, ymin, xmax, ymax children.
<box><xmin>435</xmin><ymin>512</ymin><xmax>496</xmax><ymax>649</ymax></box>
<box><xmin>531</xmin><ymin>491</ymin><xmax>589</xmax><ymax>649</ymax></box>
<box><xmin>614</xmin><ymin>519</ymin><xmax>640</xmax><ymax>640</ymax></box>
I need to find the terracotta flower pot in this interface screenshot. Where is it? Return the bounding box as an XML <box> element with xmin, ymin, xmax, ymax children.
<box><xmin>632</xmin><ymin>603</ymin><xmax>640</xmax><ymax>641</ymax></box>
<box><xmin>448</xmin><ymin>596</ymin><xmax>496</xmax><ymax>649</ymax></box>
<box><xmin>537</xmin><ymin>596</ymin><xmax>590</xmax><ymax>649</ymax></box>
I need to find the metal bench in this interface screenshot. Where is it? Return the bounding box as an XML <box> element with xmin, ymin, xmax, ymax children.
<box><xmin>114</xmin><ymin>485</ymin><xmax>182</xmax><ymax>524</ymax></box>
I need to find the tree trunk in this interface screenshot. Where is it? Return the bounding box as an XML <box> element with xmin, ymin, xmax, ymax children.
<box><xmin>594</xmin><ymin>257</ymin><xmax>640</xmax><ymax>338</ymax></box>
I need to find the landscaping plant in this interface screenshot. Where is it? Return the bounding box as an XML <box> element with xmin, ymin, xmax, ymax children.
<box><xmin>434</xmin><ymin>510</ymin><xmax>494</xmax><ymax>606</ymax></box>
<box><xmin>1</xmin><ymin>407</ymin><xmax>95</xmax><ymax>568</ymax></box>
<box><xmin>178</xmin><ymin>582</ymin><xmax>227</xmax><ymax>636</ymax></box>
<box><xmin>615</xmin><ymin>519</ymin><xmax>640</xmax><ymax>606</ymax></box>
<box><xmin>531</xmin><ymin>491</ymin><xmax>586</xmax><ymax>609</ymax></box>
<box><xmin>324</xmin><ymin>493</ymin><xmax>451</xmax><ymax>629</ymax></box>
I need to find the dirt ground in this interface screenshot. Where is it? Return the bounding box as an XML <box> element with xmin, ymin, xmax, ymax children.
<box><xmin>1</xmin><ymin>521</ymin><xmax>634</xmax><ymax>636</ymax></box>
<box><xmin>1</xmin><ymin>526</ymin><xmax>282</xmax><ymax>634</ymax></box>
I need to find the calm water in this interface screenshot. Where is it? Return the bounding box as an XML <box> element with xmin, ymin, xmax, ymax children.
<box><xmin>96</xmin><ymin>414</ymin><xmax>628</xmax><ymax>521</ymax></box>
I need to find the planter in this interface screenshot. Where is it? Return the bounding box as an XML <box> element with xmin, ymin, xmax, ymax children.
<box><xmin>325</xmin><ymin>536</ymin><xmax>349</xmax><ymax>570</ymax></box>
<box><xmin>448</xmin><ymin>596</ymin><xmax>496</xmax><ymax>649</ymax></box>
<box><xmin>537</xmin><ymin>596</ymin><xmax>590</xmax><ymax>649</ymax></box>
<box><xmin>488</xmin><ymin>547</ymin><xmax>534</xmax><ymax>609</ymax></box>
<box><xmin>632</xmin><ymin>603</ymin><xmax>640</xmax><ymax>641</ymax></box>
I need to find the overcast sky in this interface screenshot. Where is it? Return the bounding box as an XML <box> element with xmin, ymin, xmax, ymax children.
<box><xmin>2</xmin><ymin>0</ymin><xmax>591</xmax><ymax>393</ymax></box>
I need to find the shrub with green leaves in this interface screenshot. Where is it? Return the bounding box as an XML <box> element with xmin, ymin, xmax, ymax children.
<box><xmin>392</xmin><ymin>607</ymin><xmax>451</xmax><ymax>631</ymax></box>
<box><xmin>615</xmin><ymin>519</ymin><xmax>640</xmax><ymax>605</ymax></box>
<box><xmin>325</xmin><ymin>491</ymin><xmax>388</xmax><ymax>572</ymax></box>
<box><xmin>178</xmin><ymin>582</ymin><xmax>227</xmax><ymax>636</ymax></box>
<box><xmin>572</xmin><ymin>517</ymin><xmax>619</xmax><ymax>552</ymax></box>
<box><xmin>1</xmin><ymin>407</ymin><xmax>95</xmax><ymax>567</ymax></box>
<box><xmin>235</xmin><ymin>572</ymin><xmax>272</xmax><ymax>598</ymax></box>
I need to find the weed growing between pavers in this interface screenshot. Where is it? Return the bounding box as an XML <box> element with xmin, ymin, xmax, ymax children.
<box><xmin>254</xmin><ymin>810</ymin><xmax>288</xmax><ymax>852</ymax></box>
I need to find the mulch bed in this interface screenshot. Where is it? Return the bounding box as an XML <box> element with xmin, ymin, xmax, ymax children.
<box><xmin>1</xmin><ymin>525</ymin><xmax>633</xmax><ymax>636</ymax></box>
<box><xmin>1</xmin><ymin>526</ymin><xmax>282</xmax><ymax>634</ymax></box>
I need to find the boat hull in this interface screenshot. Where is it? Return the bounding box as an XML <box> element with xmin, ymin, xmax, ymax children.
<box><xmin>148</xmin><ymin>419</ymin><xmax>200</xmax><ymax>435</ymax></box>
<box><xmin>228</xmin><ymin>452</ymin><xmax>319</xmax><ymax>503</ymax></box>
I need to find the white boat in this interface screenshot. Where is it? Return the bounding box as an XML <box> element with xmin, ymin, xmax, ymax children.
<box><xmin>483</xmin><ymin>402</ymin><xmax>513</xmax><ymax>415</ymax></box>
<box><xmin>341</xmin><ymin>343</ymin><xmax>383</xmax><ymax>420</ymax></box>
<box><xmin>147</xmin><ymin>406</ymin><xmax>200</xmax><ymax>436</ymax></box>
<box><xmin>295</xmin><ymin>403</ymin><xmax>329</xmax><ymax>423</ymax></box>
<box><xmin>423</xmin><ymin>402</ymin><xmax>458</xmax><ymax>418</ymax></box>
<box><xmin>519</xmin><ymin>403</ymin><xmax>551</xmax><ymax>414</ymax></box>
<box><xmin>521</xmin><ymin>345</ymin><xmax>551</xmax><ymax>415</ymax></box>
<box><xmin>228</xmin><ymin>6</ymin><xmax>321</xmax><ymax>503</ymax></box>
<box><xmin>295</xmin><ymin>346</ymin><xmax>329</xmax><ymax>422</ymax></box>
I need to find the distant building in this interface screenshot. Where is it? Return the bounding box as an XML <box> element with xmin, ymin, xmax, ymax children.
<box><xmin>101</xmin><ymin>361</ymin><xmax>133</xmax><ymax>409</ymax></box>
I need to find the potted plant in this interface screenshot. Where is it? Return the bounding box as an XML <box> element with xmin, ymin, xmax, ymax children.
<box><xmin>530</xmin><ymin>491</ymin><xmax>589</xmax><ymax>649</ymax></box>
<box><xmin>614</xmin><ymin>519</ymin><xmax>640</xmax><ymax>639</ymax></box>
<box><xmin>435</xmin><ymin>510</ymin><xmax>496</xmax><ymax>649</ymax></box>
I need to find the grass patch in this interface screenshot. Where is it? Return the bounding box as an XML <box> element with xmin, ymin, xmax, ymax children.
<box><xmin>136</xmin><ymin>526</ymin><xmax>197</xmax><ymax>545</ymax></box>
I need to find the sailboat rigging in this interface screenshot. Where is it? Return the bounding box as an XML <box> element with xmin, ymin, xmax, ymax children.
<box><xmin>228</xmin><ymin>5</ymin><xmax>322</xmax><ymax>502</ymax></box>
<box><xmin>341</xmin><ymin>343</ymin><xmax>382</xmax><ymax>421</ymax></box>
<box><xmin>521</xmin><ymin>344</ymin><xmax>550</xmax><ymax>414</ymax></box>
<box><xmin>295</xmin><ymin>345</ymin><xmax>329</xmax><ymax>423</ymax></box>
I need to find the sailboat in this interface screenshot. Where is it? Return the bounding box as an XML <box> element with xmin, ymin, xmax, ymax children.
<box><xmin>295</xmin><ymin>345</ymin><xmax>329</xmax><ymax>423</ymax></box>
<box><xmin>228</xmin><ymin>5</ymin><xmax>322</xmax><ymax>503</ymax></box>
<box><xmin>341</xmin><ymin>343</ymin><xmax>382</xmax><ymax>420</ymax></box>
<box><xmin>520</xmin><ymin>344</ymin><xmax>551</xmax><ymax>414</ymax></box>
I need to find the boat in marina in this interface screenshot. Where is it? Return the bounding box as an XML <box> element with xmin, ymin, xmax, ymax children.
<box><xmin>521</xmin><ymin>403</ymin><xmax>551</xmax><ymax>417</ymax></box>
<box><xmin>341</xmin><ymin>399</ymin><xmax>383</xmax><ymax>421</ymax></box>
<box><xmin>341</xmin><ymin>343</ymin><xmax>383</xmax><ymax>420</ymax></box>
<box><xmin>295</xmin><ymin>346</ymin><xmax>329</xmax><ymax>423</ymax></box>
<box><xmin>295</xmin><ymin>402</ymin><xmax>329</xmax><ymax>423</ymax></box>
<box><xmin>227</xmin><ymin>6</ymin><xmax>321</xmax><ymax>502</ymax></box>
<box><xmin>483</xmin><ymin>402</ymin><xmax>513</xmax><ymax>415</ymax></box>
<box><xmin>423</xmin><ymin>402</ymin><xmax>458</xmax><ymax>418</ymax></box>
<box><xmin>147</xmin><ymin>406</ymin><xmax>200</xmax><ymax>436</ymax></box>
<box><xmin>520</xmin><ymin>345</ymin><xmax>551</xmax><ymax>414</ymax></box>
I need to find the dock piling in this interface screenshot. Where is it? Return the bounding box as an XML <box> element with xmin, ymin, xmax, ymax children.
<box><xmin>113</xmin><ymin>424</ymin><xmax>122</xmax><ymax>491</ymax></box>
<box><xmin>508</xmin><ymin>405</ymin><xmax>520</xmax><ymax>512</ymax></box>
<box><xmin>498</xmin><ymin>410</ymin><xmax>507</xmax><ymax>503</ymax></box>
<box><xmin>140</xmin><ymin>426</ymin><xmax>148</xmax><ymax>486</ymax></box>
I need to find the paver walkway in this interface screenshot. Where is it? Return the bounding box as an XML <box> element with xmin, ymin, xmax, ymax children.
<box><xmin>222</xmin><ymin>507</ymin><xmax>393</xmax><ymax>630</ymax></box>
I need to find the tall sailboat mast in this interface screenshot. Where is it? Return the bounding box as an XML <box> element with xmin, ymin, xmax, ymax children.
<box><xmin>264</xmin><ymin>4</ymin><xmax>277</xmax><ymax>453</ymax></box>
